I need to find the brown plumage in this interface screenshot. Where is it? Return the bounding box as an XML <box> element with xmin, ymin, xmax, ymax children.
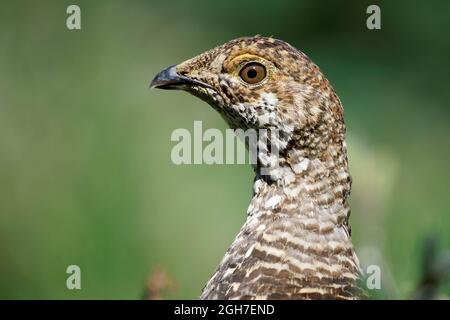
<box><xmin>151</xmin><ymin>36</ymin><xmax>363</xmax><ymax>299</ymax></box>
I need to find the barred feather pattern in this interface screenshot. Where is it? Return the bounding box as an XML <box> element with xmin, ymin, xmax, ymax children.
<box><xmin>201</xmin><ymin>139</ymin><xmax>362</xmax><ymax>300</ymax></box>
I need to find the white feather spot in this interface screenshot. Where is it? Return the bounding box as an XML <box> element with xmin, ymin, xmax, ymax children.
<box><xmin>292</xmin><ymin>158</ymin><xmax>310</xmax><ymax>174</ymax></box>
<box><xmin>265</xmin><ymin>195</ymin><xmax>282</xmax><ymax>209</ymax></box>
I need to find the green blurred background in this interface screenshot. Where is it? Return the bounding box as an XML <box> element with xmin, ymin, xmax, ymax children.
<box><xmin>0</xmin><ymin>0</ymin><xmax>449</xmax><ymax>299</ymax></box>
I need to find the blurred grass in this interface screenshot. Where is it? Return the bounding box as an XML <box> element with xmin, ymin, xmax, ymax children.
<box><xmin>0</xmin><ymin>0</ymin><xmax>449</xmax><ymax>299</ymax></box>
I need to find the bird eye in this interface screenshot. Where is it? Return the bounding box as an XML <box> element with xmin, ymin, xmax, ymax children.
<box><xmin>239</xmin><ymin>62</ymin><xmax>267</xmax><ymax>84</ymax></box>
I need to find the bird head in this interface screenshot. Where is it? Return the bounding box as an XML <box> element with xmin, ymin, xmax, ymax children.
<box><xmin>151</xmin><ymin>36</ymin><xmax>346</xmax><ymax>175</ymax></box>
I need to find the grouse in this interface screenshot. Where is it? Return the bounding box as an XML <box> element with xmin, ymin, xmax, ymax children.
<box><xmin>151</xmin><ymin>36</ymin><xmax>363</xmax><ymax>300</ymax></box>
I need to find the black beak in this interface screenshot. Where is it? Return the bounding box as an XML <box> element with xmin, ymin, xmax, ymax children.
<box><xmin>150</xmin><ymin>65</ymin><xmax>212</xmax><ymax>90</ymax></box>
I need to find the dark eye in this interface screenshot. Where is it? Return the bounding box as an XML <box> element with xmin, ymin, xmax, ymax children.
<box><xmin>239</xmin><ymin>62</ymin><xmax>267</xmax><ymax>84</ymax></box>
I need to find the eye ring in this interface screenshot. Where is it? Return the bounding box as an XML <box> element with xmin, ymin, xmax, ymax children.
<box><xmin>239</xmin><ymin>62</ymin><xmax>267</xmax><ymax>85</ymax></box>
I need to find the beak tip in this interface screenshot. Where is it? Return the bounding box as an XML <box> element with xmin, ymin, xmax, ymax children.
<box><xmin>149</xmin><ymin>65</ymin><xmax>180</xmax><ymax>90</ymax></box>
<box><xmin>148</xmin><ymin>80</ymin><xmax>158</xmax><ymax>89</ymax></box>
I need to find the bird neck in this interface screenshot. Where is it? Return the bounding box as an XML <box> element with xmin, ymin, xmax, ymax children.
<box><xmin>248</xmin><ymin>139</ymin><xmax>354</xmax><ymax>250</ymax></box>
<box><xmin>201</xmin><ymin>139</ymin><xmax>362</xmax><ymax>299</ymax></box>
